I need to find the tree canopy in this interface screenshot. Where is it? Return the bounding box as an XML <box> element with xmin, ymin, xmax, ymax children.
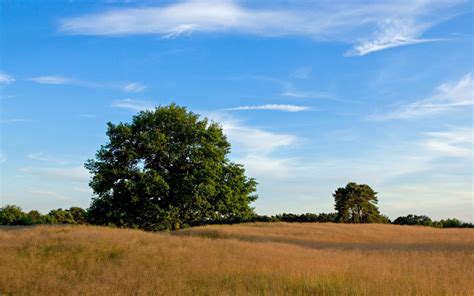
<box><xmin>0</xmin><ymin>205</ymin><xmax>87</xmax><ymax>225</ymax></box>
<box><xmin>85</xmin><ymin>104</ymin><xmax>257</xmax><ymax>230</ymax></box>
<box><xmin>333</xmin><ymin>182</ymin><xmax>386</xmax><ymax>223</ymax></box>
<box><xmin>0</xmin><ymin>205</ymin><xmax>27</xmax><ymax>225</ymax></box>
<box><xmin>393</xmin><ymin>214</ymin><xmax>432</xmax><ymax>226</ymax></box>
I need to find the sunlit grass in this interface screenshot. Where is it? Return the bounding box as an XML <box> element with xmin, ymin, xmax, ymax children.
<box><xmin>1</xmin><ymin>223</ymin><xmax>473</xmax><ymax>295</ymax></box>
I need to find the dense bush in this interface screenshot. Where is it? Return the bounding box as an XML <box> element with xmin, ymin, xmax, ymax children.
<box><xmin>68</xmin><ymin>207</ymin><xmax>87</xmax><ymax>224</ymax></box>
<box><xmin>25</xmin><ymin>210</ymin><xmax>43</xmax><ymax>224</ymax></box>
<box><xmin>393</xmin><ymin>214</ymin><xmax>433</xmax><ymax>226</ymax></box>
<box><xmin>48</xmin><ymin>209</ymin><xmax>76</xmax><ymax>224</ymax></box>
<box><xmin>438</xmin><ymin>218</ymin><xmax>461</xmax><ymax>228</ymax></box>
<box><xmin>274</xmin><ymin>212</ymin><xmax>338</xmax><ymax>223</ymax></box>
<box><xmin>0</xmin><ymin>205</ymin><xmax>87</xmax><ymax>226</ymax></box>
<box><xmin>393</xmin><ymin>214</ymin><xmax>473</xmax><ymax>228</ymax></box>
<box><xmin>0</xmin><ymin>205</ymin><xmax>29</xmax><ymax>225</ymax></box>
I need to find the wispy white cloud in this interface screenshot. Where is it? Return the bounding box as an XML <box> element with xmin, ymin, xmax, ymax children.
<box><xmin>123</xmin><ymin>82</ymin><xmax>146</xmax><ymax>93</ymax></box>
<box><xmin>251</xmin><ymin>126</ymin><xmax>472</xmax><ymax>219</ymax></box>
<box><xmin>111</xmin><ymin>98</ymin><xmax>155</xmax><ymax>111</ymax></box>
<box><xmin>422</xmin><ymin>127</ymin><xmax>473</xmax><ymax>158</ymax></box>
<box><xmin>380</xmin><ymin>182</ymin><xmax>473</xmax><ymax>220</ymax></box>
<box><xmin>73</xmin><ymin>186</ymin><xmax>92</xmax><ymax>193</ymax></box>
<box><xmin>6</xmin><ymin>166</ymin><xmax>91</xmax><ymax>211</ymax></box>
<box><xmin>345</xmin><ymin>17</ymin><xmax>444</xmax><ymax>56</ymax></box>
<box><xmin>370</xmin><ymin>73</ymin><xmax>473</xmax><ymax>120</ymax></box>
<box><xmin>210</xmin><ymin>113</ymin><xmax>467</xmax><ymax>188</ymax></box>
<box><xmin>205</xmin><ymin>111</ymin><xmax>297</xmax><ymax>178</ymax></box>
<box><xmin>211</xmin><ymin>116</ymin><xmax>471</xmax><ymax>218</ymax></box>
<box><xmin>30</xmin><ymin>75</ymin><xmax>146</xmax><ymax>93</ymax></box>
<box><xmin>59</xmin><ymin>0</ymin><xmax>293</xmax><ymax>36</ymax></box>
<box><xmin>291</xmin><ymin>67</ymin><xmax>312</xmax><ymax>80</ymax></box>
<box><xmin>281</xmin><ymin>90</ymin><xmax>331</xmax><ymax>99</ymax></box>
<box><xmin>19</xmin><ymin>166</ymin><xmax>90</xmax><ymax>182</ymax></box>
<box><xmin>0</xmin><ymin>72</ymin><xmax>15</xmax><ymax>85</ymax></box>
<box><xmin>226</xmin><ymin>104</ymin><xmax>311</xmax><ymax>112</ymax></box>
<box><xmin>236</xmin><ymin>155</ymin><xmax>294</xmax><ymax>178</ymax></box>
<box><xmin>27</xmin><ymin>152</ymin><xmax>78</xmax><ymax>165</ymax></box>
<box><xmin>330</xmin><ymin>127</ymin><xmax>472</xmax><ymax>179</ymax></box>
<box><xmin>348</xmin><ymin>37</ymin><xmax>441</xmax><ymax>57</ymax></box>
<box><xmin>30</xmin><ymin>75</ymin><xmax>73</xmax><ymax>85</ymax></box>
<box><xmin>27</xmin><ymin>189</ymin><xmax>72</xmax><ymax>201</ymax></box>
<box><xmin>58</xmin><ymin>0</ymin><xmax>466</xmax><ymax>55</ymax></box>
<box><xmin>30</xmin><ymin>75</ymin><xmax>104</xmax><ymax>88</ymax></box>
<box><xmin>0</xmin><ymin>94</ymin><xmax>15</xmax><ymax>100</ymax></box>
<box><xmin>0</xmin><ymin>118</ymin><xmax>28</xmax><ymax>124</ymax></box>
<box><xmin>222</xmin><ymin>120</ymin><xmax>296</xmax><ymax>154</ymax></box>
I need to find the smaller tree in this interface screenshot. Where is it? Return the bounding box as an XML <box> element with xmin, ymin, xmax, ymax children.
<box><xmin>333</xmin><ymin>182</ymin><xmax>382</xmax><ymax>223</ymax></box>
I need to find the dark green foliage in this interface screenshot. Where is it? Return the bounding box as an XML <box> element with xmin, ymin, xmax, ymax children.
<box><xmin>438</xmin><ymin>218</ymin><xmax>462</xmax><ymax>228</ymax></box>
<box><xmin>458</xmin><ymin>221</ymin><xmax>473</xmax><ymax>228</ymax></box>
<box><xmin>393</xmin><ymin>215</ymin><xmax>473</xmax><ymax>228</ymax></box>
<box><xmin>26</xmin><ymin>210</ymin><xmax>43</xmax><ymax>224</ymax></box>
<box><xmin>0</xmin><ymin>205</ymin><xmax>28</xmax><ymax>225</ymax></box>
<box><xmin>85</xmin><ymin>104</ymin><xmax>258</xmax><ymax>231</ymax></box>
<box><xmin>40</xmin><ymin>214</ymin><xmax>57</xmax><ymax>224</ymax></box>
<box><xmin>0</xmin><ymin>205</ymin><xmax>88</xmax><ymax>226</ymax></box>
<box><xmin>206</xmin><ymin>212</ymin><xmax>338</xmax><ymax>224</ymax></box>
<box><xmin>1</xmin><ymin>203</ymin><xmax>471</xmax><ymax>228</ymax></box>
<box><xmin>393</xmin><ymin>214</ymin><xmax>433</xmax><ymax>226</ymax></box>
<box><xmin>47</xmin><ymin>209</ymin><xmax>76</xmax><ymax>224</ymax></box>
<box><xmin>68</xmin><ymin>207</ymin><xmax>87</xmax><ymax>224</ymax></box>
<box><xmin>333</xmin><ymin>182</ymin><xmax>384</xmax><ymax>223</ymax></box>
<box><xmin>316</xmin><ymin>212</ymin><xmax>339</xmax><ymax>222</ymax></box>
<box><xmin>274</xmin><ymin>212</ymin><xmax>338</xmax><ymax>223</ymax></box>
<box><xmin>377</xmin><ymin>214</ymin><xmax>392</xmax><ymax>224</ymax></box>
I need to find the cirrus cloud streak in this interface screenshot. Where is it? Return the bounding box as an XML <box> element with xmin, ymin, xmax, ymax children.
<box><xmin>226</xmin><ymin>104</ymin><xmax>311</xmax><ymax>112</ymax></box>
<box><xmin>59</xmin><ymin>0</ymin><xmax>467</xmax><ymax>56</ymax></box>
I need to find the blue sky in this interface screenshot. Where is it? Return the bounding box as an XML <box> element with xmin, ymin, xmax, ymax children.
<box><xmin>0</xmin><ymin>0</ymin><xmax>472</xmax><ymax>221</ymax></box>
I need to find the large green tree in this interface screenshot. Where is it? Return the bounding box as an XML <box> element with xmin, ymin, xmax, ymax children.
<box><xmin>333</xmin><ymin>182</ymin><xmax>384</xmax><ymax>223</ymax></box>
<box><xmin>85</xmin><ymin>104</ymin><xmax>257</xmax><ymax>230</ymax></box>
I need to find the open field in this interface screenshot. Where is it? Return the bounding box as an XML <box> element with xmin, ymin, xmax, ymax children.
<box><xmin>1</xmin><ymin>223</ymin><xmax>473</xmax><ymax>295</ymax></box>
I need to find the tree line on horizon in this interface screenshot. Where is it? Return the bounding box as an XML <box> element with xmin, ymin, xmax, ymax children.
<box><xmin>0</xmin><ymin>204</ymin><xmax>472</xmax><ymax>228</ymax></box>
<box><xmin>2</xmin><ymin>105</ymin><xmax>471</xmax><ymax>230</ymax></box>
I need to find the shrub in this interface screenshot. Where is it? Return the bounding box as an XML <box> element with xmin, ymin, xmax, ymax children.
<box><xmin>68</xmin><ymin>207</ymin><xmax>87</xmax><ymax>224</ymax></box>
<box><xmin>439</xmin><ymin>218</ymin><xmax>462</xmax><ymax>228</ymax></box>
<box><xmin>48</xmin><ymin>209</ymin><xmax>76</xmax><ymax>224</ymax></box>
<box><xmin>393</xmin><ymin>214</ymin><xmax>433</xmax><ymax>226</ymax></box>
<box><xmin>0</xmin><ymin>205</ymin><xmax>27</xmax><ymax>225</ymax></box>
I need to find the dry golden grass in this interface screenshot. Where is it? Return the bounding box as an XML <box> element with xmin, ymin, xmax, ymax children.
<box><xmin>1</xmin><ymin>223</ymin><xmax>473</xmax><ymax>295</ymax></box>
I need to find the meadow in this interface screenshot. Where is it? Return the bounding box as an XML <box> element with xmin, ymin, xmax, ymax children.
<box><xmin>1</xmin><ymin>223</ymin><xmax>473</xmax><ymax>295</ymax></box>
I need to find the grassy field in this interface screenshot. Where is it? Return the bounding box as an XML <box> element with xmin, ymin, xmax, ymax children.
<box><xmin>1</xmin><ymin>223</ymin><xmax>473</xmax><ymax>295</ymax></box>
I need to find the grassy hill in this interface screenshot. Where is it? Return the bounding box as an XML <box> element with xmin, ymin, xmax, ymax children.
<box><xmin>1</xmin><ymin>223</ymin><xmax>473</xmax><ymax>295</ymax></box>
